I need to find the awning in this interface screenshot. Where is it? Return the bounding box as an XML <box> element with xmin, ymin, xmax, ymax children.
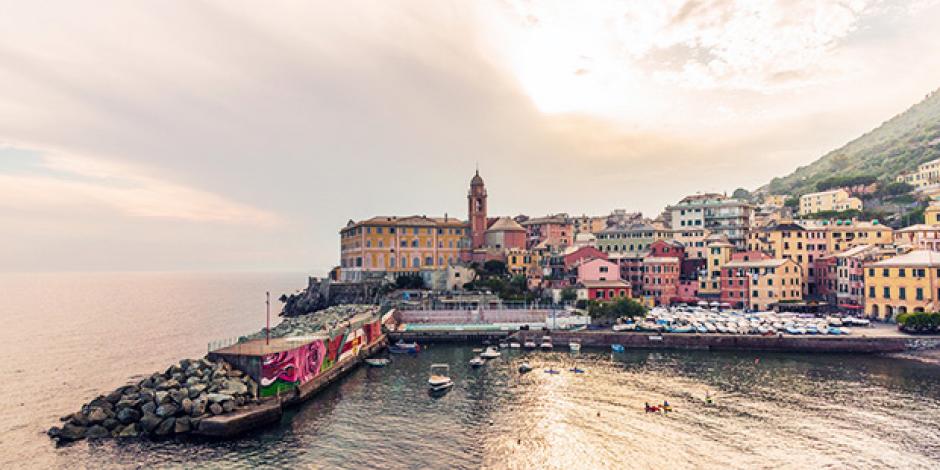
<box><xmin>837</xmin><ymin>304</ymin><xmax>863</xmax><ymax>310</ymax></box>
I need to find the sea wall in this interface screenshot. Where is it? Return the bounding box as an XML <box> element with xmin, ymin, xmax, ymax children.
<box><xmin>517</xmin><ymin>331</ymin><xmax>909</xmax><ymax>354</ymax></box>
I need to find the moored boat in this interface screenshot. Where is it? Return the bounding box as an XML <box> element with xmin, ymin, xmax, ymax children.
<box><xmin>540</xmin><ymin>336</ymin><xmax>554</xmax><ymax>351</ymax></box>
<box><xmin>611</xmin><ymin>344</ymin><xmax>625</xmax><ymax>353</ymax></box>
<box><xmin>428</xmin><ymin>364</ymin><xmax>454</xmax><ymax>391</ymax></box>
<box><xmin>389</xmin><ymin>340</ymin><xmax>420</xmax><ymax>354</ymax></box>
<box><xmin>365</xmin><ymin>358</ymin><xmax>390</xmax><ymax>367</ymax></box>
<box><xmin>518</xmin><ymin>362</ymin><xmax>532</xmax><ymax>373</ymax></box>
<box><xmin>480</xmin><ymin>346</ymin><xmax>501</xmax><ymax>359</ymax></box>
<box><xmin>523</xmin><ymin>340</ymin><xmax>537</xmax><ymax>350</ymax></box>
<box><xmin>569</xmin><ymin>341</ymin><xmax>581</xmax><ymax>352</ymax></box>
<box><xmin>469</xmin><ymin>356</ymin><xmax>485</xmax><ymax>368</ymax></box>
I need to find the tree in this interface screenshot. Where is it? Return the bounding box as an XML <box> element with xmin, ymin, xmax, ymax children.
<box><xmin>784</xmin><ymin>196</ymin><xmax>800</xmax><ymax>208</ymax></box>
<box><xmin>731</xmin><ymin>188</ymin><xmax>752</xmax><ymax>201</ymax></box>
<box><xmin>482</xmin><ymin>260</ymin><xmax>508</xmax><ymax>277</ymax></box>
<box><xmin>394</xmin><ymin>274</ymin><xmax>425</xmax><ymax>289</ymax></box>
<box><xmin>587</xmin><ymin>298</ymin><xmax>647</xmax><ymax>321</ymax></box>
<box><xmin>560</xmin><ymin>287</ymin><xmax>578</xmax><ymax>302</ymax></box>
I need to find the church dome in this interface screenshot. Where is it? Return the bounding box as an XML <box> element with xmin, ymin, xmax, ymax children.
<box><xmin>470</xmin><ymin>170</ymin><xmax>484</xmax><ymax>186</ymax></box>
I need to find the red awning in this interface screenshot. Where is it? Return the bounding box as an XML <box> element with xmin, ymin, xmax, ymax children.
<box><xmin>837</xmin><ymin>304</ymin><xmax>863</xmax><ymax>310</ymax></box>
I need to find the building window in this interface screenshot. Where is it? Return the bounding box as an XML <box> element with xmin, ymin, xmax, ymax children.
<box><xmin>868</xmin><ymin>286</ymin><xmax>874</xmax><ymax>298</ymax></box>
<box><xmin>899</xmin><ymin>287</ymin><xmax>906</xmax><ymax>300</ymax></box>
<box><xmin>883</xmin><ymin>287</ymin><xmax>890</xmax><ymax>299</ymax></box>
<box><xmin>899</xmin><ymin>269</ymin><xmax>906</xmax><ymax>278</ymax></box>
<box><xmin>916</xmin><ymin>288</ymin><xmax>924</xmax><ymax>301</ymax></box>
<box><xmin>414</xmin><ymin>257</ymin><xmax>421</xmax><ymax>267</ymax></box>
<box><xmin>401</xmin><ymin>257</ymin><xmax>407</xmax><ymax>268</ymax></box>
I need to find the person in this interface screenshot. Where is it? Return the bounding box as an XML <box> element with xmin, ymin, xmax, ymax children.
<box><xmin>663</xmin><ymin>400</ymin><xmax>671</xmax><ymax>413</ymax></box>
<box><xmin>705</xmin><ymin>391</ymin><xmax>713</xmax><ymax>404</ymax></box>
<box><xmin>644</xmin><ymin>402</ymin><xmax>651</xmax><ymax>413</ymax></box>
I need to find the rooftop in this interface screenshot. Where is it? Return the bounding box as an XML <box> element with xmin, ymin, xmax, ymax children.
<box><xmin>724</xmin><ymin>258</ymin><xmax>792</xmax><ymax>269</ymax></box>
<box><xmin>871</xmin><ymin>250</ymin><xmax>940</xmax><ymax>268</ymax></box>
<box><xmin>580</xmin><ymin>280</ymin><xmax>630</xmax><ymax>288</ymax></box>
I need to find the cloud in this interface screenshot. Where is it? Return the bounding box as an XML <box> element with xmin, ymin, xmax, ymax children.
<box><xmin>0</xmin><ymin>146</ymin><xmax>281</xmax><ymax>225</ymax></box>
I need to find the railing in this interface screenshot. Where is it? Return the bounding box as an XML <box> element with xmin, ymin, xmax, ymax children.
<box><xmin>207</xmin><ymin>336</ymin><xmax>241</xmax><ymax>353</ymax></box>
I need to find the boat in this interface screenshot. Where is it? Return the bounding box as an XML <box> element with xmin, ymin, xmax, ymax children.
<box><xmin>611</xmin><ymin>344</ymin><xmax>625</xmax><ymax>353</ymax></box>
<box><xmin>670</xmin><ymin>325</ymin><xmax>693</xmax><ymax>334</ymax></box>
<box><xmin>523</xmin><ymin>340</ymin><xmax>537</xmax><ymax>350</ymax></box>
<box><xmin>469</xmin><ymin>356</ymin><xmax>485</xmax><ymax>368</ymax></box>
<box><xmin>509</xmin><ymin>340</ymin><xmax>521</xmax><ymax>349</ymax></box>
<box><xmin>696</xmin><ymin>325</ymin><xmax>708</xmax><ymax>334</ymax></box>
<box><xmin>540</xmin><ymin>336</ymin><xmax>554</xmax><ymax>351</ymax></box>
<box><xmin>785</xmin><ymin>326</ymin><xmax>802</xmax><ymax>335</ymax></box>
<box><xmin>518</xmin><ymin>362</ymin><xmax>533</xmax><ymax>373</ymax></box>
<box><xmin>480</xmin><ymin>347</ymin><xmax>501</xmax><ymax>359</ymax></box>
<box><xmin>569</xmin><ymin>341</ymin><xmax>581</xmax><ymax>352</ymax></box>
<box><xmin>544</xmin><ymin>368</ymin><xmax>560</xmax><ymax>374</ymax></box>
<box><xmin>428</xmin><ymin>364</ymin><xmax>454</xmax><ymax>391</ymax></box>
<box><xmin>613</xmin><ymin>323</ymin><xmax>636</xmax><ymax>331</ymax></box>
<box><xmin>498</xmin><ymin>341</ymin><xmax>509</xmax><ymax>349</ymax></box>
<box><xmin>828</xmin><ymin>327</ymin><xmax>843</xmax><ymax>335</ymax></box>
<box><xmin>389</xmin><ymin>340</ymin><xmax>420</xmax><ymax>354</ymax></box>
<box><xmin>365</xmin><ymin>358</ymin><xmax>390</xmax><ymax>367</ymax></box>
<box><xmin>840</xmin><ymin>327</ymin><xmax>852</xmax><ymax>335</ymax></box>
<box><xmin>569</xmin><ymin>367</ymin><xmax>585</xmax><ymax>373</ymax></box>
<box><xmin>705</xmin><ymin>323</ymin><xmax>717</xmax><ymax>333</ymax></box>
<box><xmin>472</xmin><ymin>348</ymin><xmax>483</xmax><ymax>353</ymax></box>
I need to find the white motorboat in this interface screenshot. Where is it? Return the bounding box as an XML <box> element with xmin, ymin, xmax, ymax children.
<box><xmin>518</xmin><ymin>362</ymin><xmax>533</xmax><ymax>373</ymax></box>
<box><xmin>480</xmin><ymin>347</ymin><xmax>501</xmax><ymax>359</ymax></box>
<box><xmin>523</xmin><ymin>340</ymin><xmax>538</xmax><ymax>350</ymax></box>
<box><xmin>365</xmin><ymin>358</ymin><xmax>390</xmax><ymax>367</ymax></box>
<box><xmin>498</xmin><ymin>341</ymin><xmax>509</xmax><ymax>349</ymax></box>
<box><xmin>540</xmin><ymin>336</ymin><xmax>554</xmax><ymax>351</ymax></box>
<box><xmin>469</xmin><ymin>356</ymin><xmax>485</xmax><ymax>368</ymax></box>
<box><xmin>509</xmin><ymin>339</ymin><xmax>521</xmax><ymax>348</ymax></box>
<box><xmin>569</xmin><ymin>341</ymin><xmax>581</xmax><ymax>352</ymax></box>
<box><xmin>428</xmin><ymin>364</ymin><xmax>454</xmax><ymax>391</ymax></box>
<box><xmin>613</xmin><ymin>323</ymin><xmax>636</xmax><ymax>331</ymax></box>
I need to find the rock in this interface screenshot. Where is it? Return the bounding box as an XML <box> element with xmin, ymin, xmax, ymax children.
<box><xmin>106</xmin><ymin>390</ymin><xmax>124</xmax><ymax>404</ymax></box>
<box><xmin>141</xmin><ymin>401</ymin><xmax>157</xmax><ymax>415</ymax></box>
<box><xmin>206</xmin><ymin>393</ymin><xmax>234</xmax><ymax>404</ymax></box>
<box><xmin>86</xmin><ymin>425</ymin><xmax>110</xmax><ymax>439</ymax></box>
<box><xmin>139</xmin><ymin>412</ymin><xmax>162</xmax><ymax>433</ymax></box>
<box><xmin>116</xmin><ymin>397</ymin><xmax>142</xmax><ymax>409</ymax></box>
<box><xmin>181</xmin><ymin>398</ymin><xmax>193</xmax><ymax>415</ymax></box>
<box><xmin>155</xmin><ymin>391</ymin><xmax>169</xmax><ymax>404</ymax></box>
<box><xmin>121</xmin><ymin>384</ymin><xmax>140</xmax><ymax>396</ymax></box>
<box><xmin>157</xmin><ymin>379</ymin><xmax>180</xmax><ymax>391</ymax></box>
<box><xmin>174</xmin><ymin>416</ymin><xmax>191</xmax><ymax>434</ymax></box>
<box><xmin>226</xmin><ymin>369</ymin><xmax>244</xmax><ymax>378</ymax></box>
<box><xmin>69</xmin><ymin>412</ymin><xmax>90</xmax><ymax>427</ymax></box>
<box><xmin>220</xmin><ymin>380</ymin><xmax>247</xmax><ymax>396</ymax></box>
<box><xmin>170</xmin><ymin>389</ymin><xmax>185</xmax><ymax>405</ymax></box>
<box><xmin>138</xmin><ymin>389</ymin><xmax>155</xmax><ymax>402</ymax></box>
<box><xmin>47</xmin><ymin>426</ymin><xmax>61</xmax><ymax>439</ymax></box>
<box><xmin>102</xmin><ymin>418</ymin><xmax>120</xmax><ymax>430</ymax></box>
<box><xmin>57</xmin><ymin>423</ymin><xmax>87</xmax><ymax>441</ymax></box>
<box><xmin>209</xmin><ymin>403</ymin><xmax>223</xmax><ymax>415</ymax></box>
<box><xmin>221</xmin><ymin>400</ymin><xmax>236</xmax><ymax>413</ymax></box>
<box><xmin>155</xmin><ymin>417</ymin><xmax>175</xmax><ymax>436</ymax></box>
<box><xmin>59</xmin><ymin>413</ymin><xmax>72</xmax><ymax>422</ymax></box>
<box><xmin>118</xmin><ymin>423</ymin><xmax>139</xmax><ymax>438</ymax></box>
<box><xmin>191</xmin><ymin>399</ymin><xmax>207</xmax><ymax>417</ymax></box>
<box><xmin>140</xmin><ymin>377</ymin><xmax>154</xmax><ymax>389</ymax></box>
<box><xmin>116</xmin><ymin>408</ymin><xmax>141</xmax><ymax>424</ymax></box>
<box><xmin>87</xmin><ymin>407</ymin><xmax>109</xmax><ymax>424</ymax></box>
<box><xmin>190</xmin><ymin>417</ymin><xmax>202</xmax><ymax>430</ymax></box>
<box><xmin>188</xmin><ymin>384</ymin><xmax>207</xmax><ymax>398</ymax></box>
<box><xmin>185</xmin><ymin>376</ymin><xmax>201</xmax><ymax>386</ymax></box>
<box><xmin>155</xmin><ymin>403</ymin><xmax>178</xmax><ymax>418</ymax></box>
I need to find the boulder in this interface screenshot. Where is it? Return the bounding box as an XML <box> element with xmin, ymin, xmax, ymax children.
<box><xmin>155</xmin><ymin>417</ymin><xmax>175</xmax><ymax>436</ymax></box>
<box><xmin>181</xmin><ymin>398</ymin><xmax>193</xmax><ymax>415</ymax></box>
<box><xmin>86</xmin><ymin>425</ymin><xmax>110</xmax><ymax>439</ymax></box>
<box><xmin>206</xmin><ymin>393</ymin><xmax>234</xmax><ymax>404</ymax></box>
<box><xmin>141</xmin><ymin>401</ymin><xmax>157</xmax><ymax>415</ymax></box>
<box><xmin>190</xmin><ymin>417</ymin><xmax>202</xmax><ymax>430</ymax></box>
<box><xmin>174</xmin><ymin>416</ymin><xmax>191</xmax><ymax>434</ymax></box>
<box><xmin>69</xmin><ymin>412</ymin><xmax>90</xmax><ymax>427</ymax></box>
<box><xmin>157</xmin><ymin>379</ymin><xmax>180</xmax><ymax>391</ymax></box>
<box><xmin>120</xmin><ymin>384</ymin><xmax>140</xmax><ymax>396</ymax></box>
<box><xmin>191</xmin><ymin>399</ymin><xmax>207</xmax><ymax>417</ymax></box>
<box><xmin>155</xmin><ymin>403</ymin><xmax>178</xmax><ymax>418</ymax></box>
<box><xmin>87</xmin><ymin>407</ymin><xmax>109</xmax><ymax>424</ymax></box>
<box><xmin>58</xmin><ymin>423</ymin><xmax>87</xmax><ymax>441</ymax></box>
<box><xmin>185</xmin><ymin>376</ymin><xmax>202</xmax><ymax>386</ymax></box>
<box><xmin>220</xmin><ymin>380</ymin><xmax>247</xmax><ymax>396</ymax></box>
<box><xmin>155</xmin><ymin>391</ymin><xmax>170</xmax><ymax>404</ymax></box>
<box><xmin>226</xmin><ymin>369</ymin><xmax>244</xmax><ymax>378</ymax></box>
<box><xmin>102</xmin><ymin>418</ymin><xmax>120</xmax><ymax>431</ymax></box>
<box><xmin>209</xmin><ymin>403</ymin><xmax>223</xmax><ymax>415</ymax></box>
<box><xmin>47</xmin><ymin>426</ymin><xmax>61</xmax><ymax>439</ymax></box>
<box><xmin>188</xmin><ymin>384</ymin><xmax>207</xmax><ymax>398</ymax></box>
<box><xmin>170</xmin><ymin>389</ymin><xmax>185</xmax><ymax>405</ymax></box>
<box><xmin>106</xmin><ymin>390</ymin><xmax>124</xmax><ymax>404</ymax></box>
<box><xmin>138</xmin><ymin>390</ymin><xmax>155</xmax><ymax>402</ymax></box>
<box><xmin>221</xmin><ymin>400</ymin><xmax>235</xmax><ymax>413</ymax></box>
<box><xmin>139</xmin><ymin>412</ymin><xmax>162</xmax><ymax>433</ymax></box>
<box><xmin>117</xmin><ymin>408</ymin><xmax>141</xmax><ymax>425</ymax></box>
<box><xmin>117</xmin><ymin>423</ymin><xmax>139</xmax><ymax>438</ymax></box>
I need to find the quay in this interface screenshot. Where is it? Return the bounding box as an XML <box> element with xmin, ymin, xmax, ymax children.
<box><xmin>195</xmin><ymin>309</ymin><xmax>394</xmax><ymax>438</ymax></box>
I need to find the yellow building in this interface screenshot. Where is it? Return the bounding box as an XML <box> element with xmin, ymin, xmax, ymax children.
<box><xmin>896</xmin><ymin>158</ymin><xmax>940</xmax><ymax>189</ymax></box>
<box><xmin>672</xmin><ymin>228</ymin><xmax>710</xmax><ymax>259</ymax></box>
<box><xmin>925</xmin><ymin>202</ymin><xmax>940</xmax><ymax>225</ymax></box>
<box><xmin>723</xmin><ymin>258</ymin><xmax>803</xmax><ymax>311</ymax></box>
<box><xmin>799</xmin><ymin>189</ymin><xmax>863</xmax><ymax>215</ymax></box>
<box><xmin>339</xmin><ymin>215</ymin><xmax>469</xmax><ymax>281</ymax></box>
<box><xmin>699</xmin><ymin>235</ymin><xmax>733</xmax><ymax>296</ymax></box>
<box><xmin>506</xmin><ymin>248</ymin><xmax>536</xmax><ymax>276</ymax></box>
<box><xmin>864</xmin><ymin>250</ymin><xmax>940</xmax><ymax>320</ymax></box>
<box><xmin>763</xmin><ymin>194</ymin><xmax>789</xmax><ymax>207</ymax></box>
<box><xmin>826</xmin><ymin>220</ymin><xmax>893</xmax><ymax>252</ymax></box>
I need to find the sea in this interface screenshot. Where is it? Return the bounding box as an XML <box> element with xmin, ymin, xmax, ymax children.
<box><xmin>1</xmin><ymin>272</ymin><xmax>940</xmax><ymax>469</ymax></box>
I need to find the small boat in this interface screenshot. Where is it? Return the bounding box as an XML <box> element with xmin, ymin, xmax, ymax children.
<box><xmin>705</xmin><ymin>323</ymin><xmax>717</xmax><ymax>333</ymax></box>
<box><xmin>498</xmin><ymin>341</ymin><xmax>509</xmax><ymax>349</ymax></box>
<box><xmin>469</xmin><ymin>356</ymin><xmax>485</xmax><ymax>368</ymax></box>
<box><xmin>544</xmin><ymin>368</ymin><xmax>560</xmax><ymax>374</ymax></box>
<box><xmin>365</xmin><ymin>358</ymin><xmax>390</xmax><ymax>367</ymax></box>
<box><xmin>472</xmin><ymin>348</ymin><xmax>483</xmax><ymax>353</ymax></box>
<box><xmin>840</xmin><ymin>327</ymin><xmax>852</xmax><ymax>335</ymax></box>
<box><xmin>540</xmin><ymin>336</ymin><xmax>554</xmax><ymax>351</ymax></box>
<box><xmin>509</xmin><ymin>340</ymin><xmax>521</xmax><ymax>349</ymax></box>
<box><xmin>569</xmin><ymin>367</ymin><xmax>585</xmax><ymax>373</ymax></box>
<box><xmin>569</xmin><ymin>341</ymin><xmax>581</xmax><ymax>352</ymax></box>
<box><xmin>428</xmin><ymin>364</ymin><xmax>454</xmax><ymax>391</ymax></box>
<box><xmin>670</xmin><ymin>325</ymin><xmax>693</xmax><ymax>334</ymax></box>
<box><xmin>696</xmin><ymin>325</ymin><xmax>708</xmax><ymax>334</ymax></box>
<box><xmin>611</xmin><ymin>344</ymin><xmax>625</xmax><ymax>353</ymax></box>
<box><xmin>389</xmin><ymin>341</ymin><xmax>420</xmax><ymax>354</ymax></box>
<box><xmin>523</xmin><ymin>340</ymin><xmax>538</xmax><ymax>350</ymax></box>
<box><xmin>518</xmin><ymin>362</ymin><xmax>532</xmax><ymax>373</ymax></box>
<box><xmin>785</xmin><ymin>326</ymin><xmax>802</xmax><ymax>335</ymax></box>
<box><xmin>828</xmin><ymin>327</ymin><xmax>843</xmax><ymax>335</ymax></box>
<box><xmin>480</xmin><ymin>347</ymin><xmax>501</xmax><ymax>359</ymax></box>
<box><xmin>613</xmin><ymin>323</ymin><xmax>636</xmax><ymax>331</ymax></box>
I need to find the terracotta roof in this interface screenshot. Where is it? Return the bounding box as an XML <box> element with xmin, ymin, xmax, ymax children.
<box><xmin>486</xmin><ymin>216</ymin><xmax>525</xmax><ymax>232</ymax></box>
<box><xmin>580</xmin><ymin>280</ymin><xmax>630</xmax><ymax>288</ymax></box>
<box><xmin>643</xmin><ymin>256</ymin><xmax>680</xmax><ymax>263</ymax></box>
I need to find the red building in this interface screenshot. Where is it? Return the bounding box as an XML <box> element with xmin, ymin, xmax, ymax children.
<box><xmin>581</xmin><ymin>280</ymin><xmax>632</xmax><ymax>301</ymax></box>
<box><xmin>718</xmin><ymin>251</ymin><xmax>773</xmax><ymax>308</ymax></box>
<box><xmin>563</xmin><ymin>246</ymin><xmax>607</xmax><ymax>269</ymax></box>
<box><xmin>642</xmin><ymin>256</ymin><xmax>681</xmax><ymax>305</ymax></box>
<box><xmin>468</xmin><ymin>170</ymin><xmax>487</xmax><ymax>250</ymax></box>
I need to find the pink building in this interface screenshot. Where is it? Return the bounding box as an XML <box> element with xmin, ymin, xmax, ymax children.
<box><xmin>522</xmin><ymin>215</ymin><xmax>573</xmax><ymax>250</ymax></box>
<box><xmin>564</xmin><ymin>246</ymin><xmax>607</xmax><ymax>270</ymax></box>
<box><xmin>642</xmin><ymin>256</ymin><xmax>680</xmax><ymax>306</ymax></box>
<box><xmin>577</xmin><ymin>258</ymin><xmax>620</xmax><ymax>283</ymax></box>
<box><xmin>483</xmin><ymin>217</ymin><xmax>527</xmax><ymax>251</ymax></box>
<box><xmin>894</xmin><ymin>225</ymin><xmax>940</xmax><ymax>251</ymax></box>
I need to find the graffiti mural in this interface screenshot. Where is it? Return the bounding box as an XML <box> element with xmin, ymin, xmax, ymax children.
<box><xmin>260</xmin><ymin>318</ymin><xmax>383</xmax><ymax>397</ymax></box>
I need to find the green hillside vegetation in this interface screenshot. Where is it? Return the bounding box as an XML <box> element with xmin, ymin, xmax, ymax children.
<box><xmin>765</xmin><ymin>88</ymin><xmax>940</xmax><ymax>196</ymax></box>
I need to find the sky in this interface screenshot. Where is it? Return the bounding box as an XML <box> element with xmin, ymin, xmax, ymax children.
<box><xmin>2</xmin><ymin>0</ymin><xmax>940</xmax><ymax>273</ymax></box>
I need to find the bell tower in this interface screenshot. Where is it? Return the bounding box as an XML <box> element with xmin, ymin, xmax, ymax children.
<box><xmin>468</xmin><ymin>169</ymin><xmax>487</xmax><ymax>249</ymax></box>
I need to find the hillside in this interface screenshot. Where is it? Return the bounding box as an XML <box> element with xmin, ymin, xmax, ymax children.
<box><xmin>764</xmin><ymin>88</ymin><xmax>940</xmax><ymax>196</ymax></box>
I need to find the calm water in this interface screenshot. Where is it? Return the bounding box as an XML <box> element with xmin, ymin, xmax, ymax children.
<box><xmin>2</xmin><ymin>273</ymin><xmax>940</xmax><ymax>469</ymax></box>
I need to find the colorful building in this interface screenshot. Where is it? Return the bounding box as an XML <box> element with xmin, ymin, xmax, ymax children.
<box><xmin>580</xmin><ymin>280</ymin><xmax>632</xmax><ymax>301</ymax></box>
<box><xmin>483</xmin><ymin>216</ymin><xmax>527</xmax><ymax>251</ymax></box>
<box><xmin>596</xmin><ymin>222</ymin><xmax>672</xmax><ymax>257</ymax></box>
<box><xmin>521</xmin><ymin>214</ymin><xmax>573</xmax><ymax>251</ymax></box>
<box><xmin>894</xmin><ymin>224</ymin><xmax>940</xmax><ymax>251</ymax></box>
<box><xmin>699</xmin><ymin>235</ymin><xmax>734</xmax><ymax>298</ymax></box>
<box><xmin>666</xmin><ymin>193</ymin><xmax>752</xmax><ymax>250</ymax></box>
<box><xmin>721</xmin><ymin>255</ymin><xmax>802</xmax><ymax>311</ymax></box>
<box><xmin>864</xmin><ymin>250</ymin><xmax>940</xmax><ymax>320</ymax></box>
<box><xmin>577</xmin><ymin>258</ymin><xmax>620</xmax><ymax>283</ymax></box>
<box><xmin>339</xmin><ymin>215</ymin><xmax>469</xmax><ymax>281</ymax></box>
<box><xmin>641</xmin><ymin>256</ymin><xmax>680</xmax><ymax>306</ymax></box>
<box><xmin>896</xmin><ymin>158</ymin><xmax>940</xmax><ymax>189</ymax></box>
<box><xmin>833</xmin><ymin>245</ymin><xmax>895</xmax><ymax>311</ymax></box>
<box><xmin>798</xmin><ymin>189</ymin><xmax>863</xmax><ymax>215</ymax></box>
<box><xmin>468</xmin><ymin>170</ymin><xmax>488</xmax><ymax>249</ymax></box>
